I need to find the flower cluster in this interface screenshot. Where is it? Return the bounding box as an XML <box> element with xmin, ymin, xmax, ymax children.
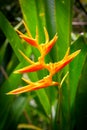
<box><xmin>7</xmin><ymin>21</ymin><xmax>80</xmax><ymax>95</ymax></box>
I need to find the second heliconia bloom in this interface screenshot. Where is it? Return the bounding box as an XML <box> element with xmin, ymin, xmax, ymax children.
<box><xmin>7</xmin><ymin>21</ymin><xmax>81</xmax><ymax>95</ymax></box>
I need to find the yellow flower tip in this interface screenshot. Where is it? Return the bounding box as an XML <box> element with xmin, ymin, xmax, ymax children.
<box><xmin>52</xmin><ymin>81</ymin><xmax>60</xmax><ymax>86</ymax></box>
<box><xmin>64</xmin><ymin>48</ymin><xmax>81</xmax><ymax>61</ymax></box>
<box><xmin>51</xmin><ymin>33</ymin><xmax>58</xmax><ymax>44</ymax></box>
<box><xmin>67</xmin><ymin>49</ymin><xmax>81</xmax><ymax>62</ymax></box>
<box><xmin>6</xmin><ymin>90</ymin><xmax>21</xmax><ymax>95</ymax></box>
<box><xmin>6</xmin><ymin>85</ymin><xmax>31</xmax><ymax>95</ymax></box>
<box><xmin>71</xmin><ymin>49</ymin><xmax>81</xmax><ymax>57</ymax></box>
<box><xmin>6</xmin><ymin>91</ymin><xmax>13</xmax><ymax>95</ymax></box>
<box><xmin>6</xmin><ymin>88</ymin><xmax>21</xmax><ymax>95</ymax></box>
<box><xmin>64</xmin><ymin>47</ymin><xmax>70</xmax><ymax>58</ymax></box>
<box><xmin>22</xmin><ymin>77</ymin><xmax>33</xmax><ymax>84</ymax></box>
<box><xmin>13</xmin><ymin>69</ymin><xmax>26</xmax><ymax>74</ymax></box>
<box><xmin>44</xmin><ymin>27</ymin><xmax>49</xmax><ymax>43</ymax></box>
<box><xmin>22</xmin><ymin>20</ymin><xmax>32</xmax><ymax>38</ymax></box>
<box><xmin>18</xmin><ymin>49</ymin><xmax>34</xmax><ymax>64</ymax></box>
<box><xmin>16</xmin><ymin>29</ymin><xmax>24</xmax><ymax>36</ymax></box>
<box><xmin>6</xmin><ymin>90</ymin><xmax>17</xmax><ymax>95</ymax></box>
<box><xmin>13</xmin><ymin>70</ymin><xmax>20</xmax><ymax>74</ymax></box>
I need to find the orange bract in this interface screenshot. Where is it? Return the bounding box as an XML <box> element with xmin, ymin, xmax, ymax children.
<box><xmin>7</xmin><ymin>21</ymin><xmax>81</xmax><ymax>95</ymax></box>
<box><xmin>14</xmin><ymin>62</ymin><xmax>44</xmax><ymax>74</ymax></box>
<box><xmin>7</xmin><ymin>75</ymin><xmax>59</xmax><ymax>95</ymax></box>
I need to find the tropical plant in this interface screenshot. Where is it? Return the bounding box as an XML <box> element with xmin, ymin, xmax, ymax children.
<box><xmin>0</xmin><ymin>0</ymin><xmax>87</xmax><ymax>130</ymax></box>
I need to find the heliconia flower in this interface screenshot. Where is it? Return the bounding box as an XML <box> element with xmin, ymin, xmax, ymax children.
<box><xmin>6</xmin><ymin>75</ymin><xmax>59</xmax><ymax>95</ymax></box>
<box><xmin>7</xmin><ymin>20</ymin><xmax>81</xmax><ymax>95</ymax></box>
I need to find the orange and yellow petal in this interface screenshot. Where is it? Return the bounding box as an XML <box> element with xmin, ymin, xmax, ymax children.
<box><xmin>6</xmin><ymin>85</ymin><xmax>32</xmax><ymax>95</ymax></box>
<box><xmin>22</xmin><ymin>20</ymin><xmax>32</xmax><ymax>37</ymax></box>
<box><xmin>54</xmin><ymin>49</ymin><xmax>81</xmax><ymax>74</ymax></box>
<box><xmin>7</xmin><ymin>80</ymin><xmax>59</xmax><ymax>95</ymax></box>
<box><xmin>37</xmin><ymin>34</ymin><xmax>58</xmax><ymax>57</ymax></box>
<box><xmin>19</xmin><ymin>35</ymin><xmax>38</xmax><ymax>47</ymax></box>
<box><xmin>45</xmin><ymin>34</ymin><xmax>58</xmax><ymax>54</ymax></box>
<box><xmin>44</xmin><ymin>27</ymin><xmax>49</xmax><ymax>43</ymax></box>
<box><xmin>8</xmin><ymin>22</ymin><xmax>81</xmax><ymax>95</ymax></box>
<box><xmin>14</xmin><ymin>62</ymin><xmax>44</xmax><ymax>74</ymax></box>
<box><xmin>19</xmin><ymin>50</ymin><xmax>34</xmax><ymax>64</ymax></box>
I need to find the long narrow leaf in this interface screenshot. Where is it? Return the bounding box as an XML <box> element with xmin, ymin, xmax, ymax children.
<box><xmin>69</xmin><ymin>36</ymin><xmax>87</xmax><ymax>108</ymax></box>
<box><xmin>0</xmin><ymin>11</ymin><xmax>24</xmax><ymax>62</ymax></box>
<box><xmin>19</xmin><ymin>0</ymin><xmax>51</xmax><ymax>116</ymax></box>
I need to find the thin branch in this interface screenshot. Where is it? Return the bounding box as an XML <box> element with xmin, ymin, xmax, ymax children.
<box><xmin>23</xmin><ymin>110</ymin><xmax>32</xmax><ymax>124</ymax></box>
<box><xmin>0</xmin><ymin>66</ymin><xmax>8</xmax><ymax>79</ymax></box>
<box><xmin>75</xmin><ymin>0</ymin><xmax>87</xmax><ymax>15</ymax></box>
<box><xmin>72</xmin><ymin>21</ymin><xmax>87</xmax><ymax>26</ymax></box>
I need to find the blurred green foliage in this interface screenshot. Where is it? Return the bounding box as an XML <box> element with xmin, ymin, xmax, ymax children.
<box><xmin>0</xmin><ymin>0</ymin><xmax>87</xmax><ymax>130</ymax></box>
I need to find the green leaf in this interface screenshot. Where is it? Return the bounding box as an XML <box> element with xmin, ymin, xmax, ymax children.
<box><xmin>0</xmin><ymin>63</ymin><xmax>26</xmax><ymax>129</ymax></box>
<box><xmin>29</xmin><ymin>72</ymin><xmax>51</xmax><ymax>116</ymax></box>
<box><xmin>19</xmin><ymin>0</ymin><xmax>51</xmax><ymax>116</ymax></box>
<box><xmin>0</xmin><ymin>40</ymin><xmax>8</xmax><ymax>64</ymax></box>
<box><xmin>43</xmin><ymin>0</ymin><xmax>58</xmax><ymax>62</ymax></box>
<box><xmin>55</xmin><ymin>0</ymin><xmax>74</xmax><ymax>59</ymax></box>
<box><xmin>75</xmin><ymin>57</ymin><xmax>87</xmax><ymax>130</ymax></box>
<box><xmin>60</xmin><ymin>36</ymin><xmax>87</xmax><ymax>130</ymax></box>
<box><xmin>69</xmin><ymin>36</ymin><xmax>87</xmax><ymax>108</ymax></box>
<box><xmin>0</xmin><ymin>11</ymin><xmax>24</xmax><ymax>62</ymax></box>
<box><xmin>19</xmin><ymin>0</ymin><xmax>37</xmax><ymax>36</ymax></box>
<box><xmin>36</xmin><ymin>89</ymin><xmax>51</xmax><ymax>116</ymax></box>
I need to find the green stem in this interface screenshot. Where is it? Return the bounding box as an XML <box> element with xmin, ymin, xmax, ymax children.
<box><xmin>57</xmin><ymin>86</ymin><xmax>62</xmax><ymax>130</ymax></box>
<box><xmin>57</xmin><ymin>72</ymin><xmax>69</xmax><ymax>130</ymax></box>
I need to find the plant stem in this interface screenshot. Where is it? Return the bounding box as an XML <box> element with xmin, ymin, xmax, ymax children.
<box><xmin>57</xmin><ymin>86</ymin><xmax>62</xmax><ymax>130</ymax></box>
